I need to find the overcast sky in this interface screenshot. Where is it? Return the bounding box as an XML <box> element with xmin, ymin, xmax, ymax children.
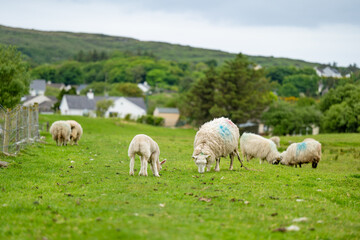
<box><xmin>0</xmin><ymin>0</ymin><xmax>359</xmax><ymax>66</ymax></box>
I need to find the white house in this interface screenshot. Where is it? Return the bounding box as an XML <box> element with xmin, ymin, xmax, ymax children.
<box><xmin>137</xmin><ymin>81</ymin><xmax>151</xmax><ymax>93</ymax></box>
<box><xmin>315</xmin><ymin>66</ymin><xmax>342</xmax><ymax>78</ymax></box>
<box><xmin>22</xmin><ymin>95</ymin><xmax>57</xmax><ymax>114</ymax></box>
<box><xmin>29</xmin><ymin>79</ymin><xmax>46</xmax><ymax>96</ymax></box>
<box><xmin>60</xmin><ymin>91</ymin><xmax>146</xmax><ymax>118</ymax></box>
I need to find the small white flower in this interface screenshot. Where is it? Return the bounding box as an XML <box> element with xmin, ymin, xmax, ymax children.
<box><xmin>134</xmin><ymin>213</ymin><xmax>139</xmax><ymax>216</ymax></box>
<box><xmin>296</xmin><ymin>199</ymin><xmax>304</xmax><ymax>202</ymax></box>
<box><xmin>90</xmin><ymin>158</ymin><xmax>94</xmax><ymax>161</ymax></box>
<box><xmin>293</xmin><ymin>217</ymin><xmax>308</xmax><ymax>222</ymax></box>
<box><xmin>159</xmin><ymin>203</ymin><xmax>165</xmax><ymax>207</ymax></box>
<box><xmin>317</xmin><ymin>189</ymin><xmax>322</xmax><ymax>192</ymax></box>
<box><xmin>317</xmin><ymin>220</ymin><xmax>324</xmax><ymax>224</ymax></box>
<box><xmin>70</xmin><ymin>161</ymin><xmax>75</xmax><ymax>163</ymax></box>
<box><xmin>286</xmin><ymin>225</ymin><xmax>300</xmax><ymax>231</ymax></box>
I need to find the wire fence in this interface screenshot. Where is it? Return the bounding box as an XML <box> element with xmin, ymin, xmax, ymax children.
<box><xmin>0</xmin><ymin>103</ymin><xmax>40</xmax><ymax>156</ymax></box>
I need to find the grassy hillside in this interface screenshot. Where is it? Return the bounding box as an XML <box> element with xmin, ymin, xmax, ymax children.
<box><xmin>0</xmin><ymin>25</ymin><xmax>318</xmax><ymax>68</ymax></box>
<box><xmin>0</xmin><ymin>115</ymin><xmax>359</xmax><ymax>239</ymax></box>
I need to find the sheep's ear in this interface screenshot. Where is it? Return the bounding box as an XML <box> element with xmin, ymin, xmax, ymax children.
<box><xmin>160</xmin><ymin>159</ymin><xmax>166</xmax><ymax>165</ymax></box>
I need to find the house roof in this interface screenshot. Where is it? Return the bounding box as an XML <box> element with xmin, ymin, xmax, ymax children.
<box><xmin>63</xmin><ymin>95</ymin><xmax>146</xmax><ymax>111</ymax></box>
<box><xmin>30</xmin><ymin>79</ymin><xmax>46</xmax><ymax>92</ymax></box>
<box><xmin>155</xmin><ymin>107</ymin><xmax>179</xmax><ymax>114</ymax></box>
<box><xmin>126</xmin><ymin>97</ymin><xmax>146</xmax><ymax>111</ymax></box>
<box><xmin>76</xmin><ymin>84</ymin><xmax>88</xmax><ymax>92</ymax></box>
<box><xmin>64</xmin><ymin>95</ymin><xmax>97</xmax><ymax>110</ymax></box>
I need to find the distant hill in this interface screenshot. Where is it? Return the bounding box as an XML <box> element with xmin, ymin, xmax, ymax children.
<box><xmin>0</xmin><ymin>25</ymin><xmax>319</xmax><ymax>68</ymax></box>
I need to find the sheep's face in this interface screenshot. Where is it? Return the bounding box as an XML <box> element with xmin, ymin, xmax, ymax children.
<box><xmin>312</xmin><ymin>158</ymin><xmax>320</xmax><ymax>168</ymax></box>
<box><xmin>70</xmin><ymin>129</ymin><xmax>77</xmax><ymax>141</ymax></box>
<box><xmin>272</xmin><ymin>156</ymin><xmax>282</xmax><ymax>165</ymax></box>
<box><xmin>193</xmin><ymin>154</ymin><xmax>209</xmax><ymax>173</ymax></box>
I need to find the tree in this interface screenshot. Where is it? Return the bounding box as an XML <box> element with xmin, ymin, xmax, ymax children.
<box><xmin>320</xmin><ymin>84</ymin><xmax>360</xmax><ymax>132</ymax></box>
<box><xmin>261</xmin><ymin>100</ymin><xmax>322</xmax><ymax>135</ymax></box>
<box><xmin>96</xmin><ymin>99</ymin><xmax>114</xmax><ymax>117</ymax></box>
<box><xmin>31</xmin><ymin>64</ymin><xmax>57</xmax><ymax>82</ymax></box>
<box><xmin>56</xmin><ymin>61</ymin><xmax>83</xmax><ymax>84</ymax></box>
<box><xmin>210</xmin><ymin>54</ymin><xmax>272</xmax><ymax>123</ymax></box>
<box><xmin>181</xmin><ymin>67</ymin><xmax>217</xmax><ymax>125</ymax></box>
<box><xmin>109</xmin><ymin>83</ymin><xmax>144</xmax><ymax>97</ymax></box>
<box><xmin>0</xmin><ymin>45</ymin><xmax>30</xmax><ymax>108</ymax></box>
<box><xmin>81</xmin><ymin>82</ymin><xmax>110</xmax><ymax>95</ymax></box>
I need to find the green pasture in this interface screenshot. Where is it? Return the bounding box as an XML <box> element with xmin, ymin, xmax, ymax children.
<box><xmin>0</xmin><ymin>115</ymin><xmax>359</xmax><ymax>239</ymax></box>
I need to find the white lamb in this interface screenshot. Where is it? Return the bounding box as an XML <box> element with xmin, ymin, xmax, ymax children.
<box><xmin>49</xmin><ymin>121</ymin><xmax>71</xmax><ymax>146</ymax></box>
<box><xmin>128</xmin><ymin>134</ymin><xmax>166</xmax><ymax>177</ymax></box>
<box><xmin>280</xmin><ymin>139</ymin><xmax>322</xmax><ymax>168</ymax></box>
<box><xmin>240</xmin><ymin>132</ymin><xmax>281</xmax><ymax>164</ymax></box>
<box><xmin>270</xmin><ymin>136</ymin><xmax>280</xmax><ymax>148</ymax></box>
<box><xmin>192</xmin><ymin>117</ymin><xmax>244</xmax><ymax>173</ymax></box>
<box><xmin>66</xmin><ymin>120</ymin><xmax>83</xmax><ymax>145</ymax></box>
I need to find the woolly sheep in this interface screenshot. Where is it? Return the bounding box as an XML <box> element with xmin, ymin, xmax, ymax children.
<box><xmin>270</xmin><ymin>136</ymin><xmax>280</xmax><ymax>148</ymax></box>
<box><xmin>192</xmin><ymin>117</ymin><xmax>244</xmax><ymax>173</ymax></box>
<box><xmin>280</xmin><ymin>139</ymin><xmax>321</xmax><ymax>168</ymax></box>
<box><xmin>128</xmin><ymin>134</ymin><xmax>166</xmax><ymax>177</ymax></box>
<box><xmin>49</xmin><ymin>121</ymin><xmax>71</xmax><ymax>146</ymax></box>
<box><xmin>66</xmin><ymin>120</ymin><xmax>83</xmax><ymax>145</ymax></box>
<box><xmin>240</xmin><ymin>132</ymin><xmax>281</xmax><ymax>164</ymax></box>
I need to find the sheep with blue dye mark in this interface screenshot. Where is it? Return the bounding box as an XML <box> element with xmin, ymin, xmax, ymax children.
<box><xmin>240</xmin><ymin>132</ymin><xmax>282</xmax><ymax>164</ymax></box>
<box><xmin>192</xmin><ymin>117</ymin><xmax>244</xmax><ymax>173</ymax></box>
<box><xmin>280</xmin><ymin>139</ymin><xmax>321</xmax><ymax>168</ymax></box>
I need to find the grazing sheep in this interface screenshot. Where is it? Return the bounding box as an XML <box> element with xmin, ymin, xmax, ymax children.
<box><xmin>66</xmin><ymin>120</ymin><xmax>83</xmax><ymax>145</ymax></box>
<box><xmin>270</xmin><ymin>136</ymin><xmax>280</xmax><ymax>148</ymax></box>
<box><xmin>192</xmin><ymin>117</ymin><xmax>244</xmax><ymax>173</ymax></box>
<box><xmin>128</xmin><ymin>134</ymin><xmax>166</xmax><ymax>177</ymax></box>
<box><xmin>240</xmin><ymin>132</ymin><xmax>281</xmax><ymax>164</ymax></box>
<box><xmin>49</xmin><ymin>121</ymin><xmax>71</xmax><ymax>146</ymax></box>
<box><xmin>280</xmin><ymin>139</ymin><xmax>322</xmax><ymax>168</ymax></box>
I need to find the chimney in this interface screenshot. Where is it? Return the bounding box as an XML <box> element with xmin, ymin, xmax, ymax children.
<box><xmin>87</xmin><ymin>89</ymin><xmax>94</xmax><ymax>99</ymax></box>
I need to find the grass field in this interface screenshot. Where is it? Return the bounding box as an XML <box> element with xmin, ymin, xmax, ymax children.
<box><xmin>0</xmin><ymin>115</ymin><xmax>359</xmax><ymax>239</ymax></box>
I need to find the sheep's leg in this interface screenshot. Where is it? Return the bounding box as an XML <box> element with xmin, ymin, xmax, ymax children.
<box><xmin>129</xmin><ymin>155</ymin><xmax>135</xmax><ymax>176</ymax></box>
<box><xmin>142</xmin><ymin>156</ymin><xmax>149</xmax><ymax>176</ymax></box>
<box><xmin>206</xmin><ymin>163</ymin><xmax>211</xmax><ymax>172</ymax></box>
<box><xmin>259</xmin><ymin>159</ymin><xmax>262</xmax><ymax>164</ymax></box>
<box><xmin>215</xmin><ymin>158</ymin><xmax>220</xmax><ymax>172</ymax></box>
<box><xmin>299</xmin><ymin>163</ymin><xmax>302</xmax><ymax>168</ymax></box>
<box><xmin>139</xmin><ymin>156</ymin><xmax>145</xmax><ymax>176</ymax></box>
<box><xmin>151</xmin><ymin>155</ymin><xmax>160</xmax><ymax>177</ymax></box>
<box><xmin>229</xmin><ymin>153</ymin><xmax>234</xmax><ymax>170</ymax></box>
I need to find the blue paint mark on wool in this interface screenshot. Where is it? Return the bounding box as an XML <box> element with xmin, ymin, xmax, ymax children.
<box><xmin>219</xmin><ymin>125</ymin><xmax>231</xmax><ymax>140</ymax></box>
<box><xmin>296</xmin><ymin>142</ymin><xmax>307</xmax><ymax>156</ymax></box>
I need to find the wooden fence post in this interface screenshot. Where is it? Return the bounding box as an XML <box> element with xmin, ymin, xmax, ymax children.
<box><xmin>3</xmin><ymin>109</ymin><xmax>11</xmax><ymax>154</ymax></box>
<box><xmin>16</xmin><ymin>106</ymin><xmax>21</xmax><ymax>151</ymax></box>
<box><xmin>27</xmin><ymin>106</ymin><xmax>32</xmax><ymax>142</ymax></box>
<box><xmin>33</xmin><ymin>103</ymin><xmax>39</xmax><ymax>140</ymax></box>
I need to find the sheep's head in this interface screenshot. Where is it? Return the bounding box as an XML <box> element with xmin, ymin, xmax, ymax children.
<box><xmin>193</xmin><ymin>154</ymin><xmax>209</xmax><ymax>173</ymax></box>
<box><xmin>70</xmin><ymin>129</ymin><xmax>77</xmax><ymax>141</ymax></box>
<box><xmin>312</xmin><ymin>157</ymin><xmax>320</xmax><ymax>168</ymax></box>
<box><xmin>272</xmin><ymin>155</ymin><xmax>282</xmax><ymax>165</ymax></box>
